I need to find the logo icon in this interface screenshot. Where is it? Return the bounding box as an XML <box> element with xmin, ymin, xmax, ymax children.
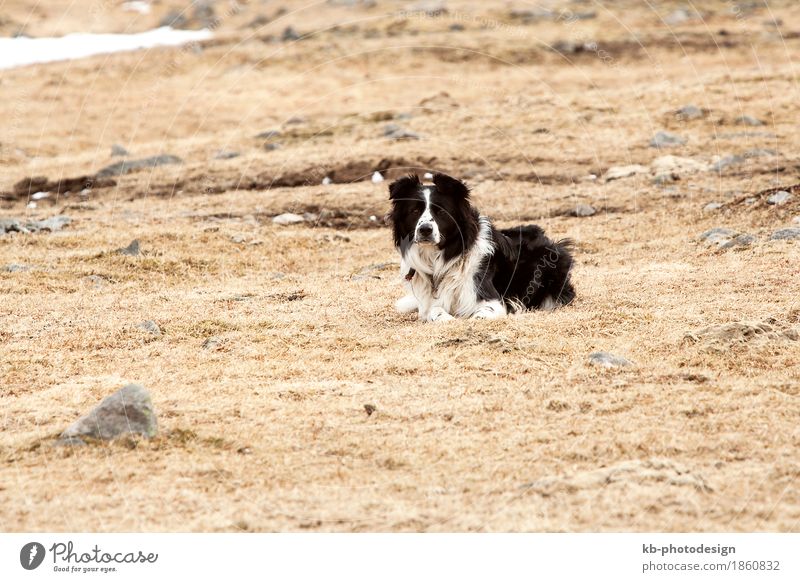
<box><xmin>20</xmin><ymin>542</ymin><xmax>46</xmax><ymax>570</ymax></box>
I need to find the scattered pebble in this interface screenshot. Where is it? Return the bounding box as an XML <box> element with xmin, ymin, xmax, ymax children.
<box><xmin>263</xmin><ymin>143</ymin><xmax>281</xmax><ymax>151</ymax></box>
<box><xmin>1</xmin><ymin>215</ymin><xmax>71</xmax><ymax>234</ymax></box>
<box><xmin>3</xmin><ymin>263</ymin><xmax>30</xmax><ymax>272</ymax></box>
<box><xmin>384</xmin><ymin>123</ymin><xmax>420</xmax><ymax>140</ymax></box>
<box><xmin>603</xmin><ymin>164</ymin><xmax>648</xmax><ymax>182</ymax></box>
<box><xmin>649</xmin><ymin>131</ymin><xmax>687</xmax><ymax>148</ymax></box>
<box><xmin>202</xmin><ymin>336</ymin><xmax>222</xmax><ymax>350</ymax></box>
<box><xmin>282</xmin><ymin>26</ymin><xmax>300</xmax><ymax>41</ymax></box>
<box><xmin>766</xmin><ymin>191</ymin><xmax>792</xmax><ymax>205</ymax></box>
<box><xmin>571</xmin><ymin>204</ymin><xmax>596</xmax><ymax>217</ymax></box>
<box><xmin>96</xmin><ymin>154</ymin><xmax>182</xmax><ymax>178</ymax></box>
<box><xmin>110</xmin><ymin>144</ymin><xmax>129</xmax><ymax>157</ymax></box>
<box><xmin>703</xmin><ymin>202</ymin><xmax>723</xmax><ymax>212</ymax></box>
<box><xmin>214</xmin><ymin>150</ymin><xmax>240</xmax><ymax>160</ymax></box>
<box><xmin>711</xmin><ymin>154</ymin><xmax>745</xmax><ymax>173</ymax></box>
<box><xmin>770</xmin><ymin>228</ymin><xmax>800</xmax><ymax>241</ymax></box>
<box><xmin>699</xmin><ymin>227</ymin><xmax>754</xmax><ymax>249</ymax></box>
<box><xmin>272</xmin><ymin>213</ymin><xmax>305</xmax><ymax>226</ymax></box>
<box><xmin>371</xmin><ymin>171</ymin><xmax>384</xmax><ymax>183</ymax></box>
<box><xmin>137</xmin><ymin>320</ymin><xmax>162</xmax><ymax>336</ymax></box>
<box><xmin>58</xmin><ymin>383</ymin><xmax>157</xmax><ymax>444</ymax></box>
<box><xmin>588</xmin><ymin>351</ymin><xmax>632</xmax><ymax>368</ymax></box>
<box><xmin>321</xmin><ymin>176</ymin><xmax>332</xmax><ymax>185</ymax></box>
<box><xmin>734</xmin><ymin>115</ymin><xmax>764</xmax><ymax>126</ymax></box>
<box><xmin>650</xmin><ymin>155</ymin><xmax>708</xmax><ymax>177</ymax></box>
<box><xmin>255</xmin><ymin>130</ymin><xmax>281</xmax><ymax>139</ymax></box>
<box><xmin>31</xmin><ymin>191</ymin><xmax>50</xmax><ymax>200</ymax></box>
<box><xmin>675</xmin><ymin>104</ymin><xmax>704</xmax><ymax>120</ymax></box>
<box><xmin>115</xmin><ymin>239</ymin><xmax>141</xmax><ymax>256</ymax></box>
<box><xmin>364</xmin><ymin>404</ymin><xmax>377</xmax><ymax>416</ymax></box>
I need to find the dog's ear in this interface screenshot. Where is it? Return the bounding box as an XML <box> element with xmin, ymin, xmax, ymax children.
<box><xmin>388</xmin><ymin>174</ymin><xmax>420</xmax><ymax>200</ymax></box>
<box><xmin>433</xmin><ymin>173</ymin><xmax>470</xmax><ymax>199</ymax></box>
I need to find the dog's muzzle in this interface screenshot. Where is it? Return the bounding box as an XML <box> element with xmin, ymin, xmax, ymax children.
<box><xmin>415</xmin><ymin>223</ymin><xmax>436</xmax><ymax>244</ymax></box>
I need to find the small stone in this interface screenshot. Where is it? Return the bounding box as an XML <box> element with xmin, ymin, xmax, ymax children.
<box><xmin>282</xmin><ymin>26</ymin><xmax>300</xmax><ymax>41</ymax></box>
<box><xmin>272</xmin><ymin>213</ymin><xmax>305</xmax><ymax>226</ymax></box>
<box><xmin>675</xmin><ymin>105</ymin><xmax>704</xmax><ymax>120</ymax></box>
<box><xmin>115</xmin><ymin>239</ymin><xmax>141</xmax><ymax>256</ymax></box>
<box><xmin>202</xmin><ymin>336</ymin><xmax>222</xmax><ymax>350</ymax></box>
<box><xmin>137</xmin><ymin>320</ymin><xmax>162</xmax><ymax>336</ymax></box>
<box><xmin>111</xmin><ymin>144</ymin><xmax>129</xmax><ymax>157</ymax></box>
<box><xmin>364</xmin><ymin>404</ymin><xmax>376</xmax><ymax>416</ymax></box>
<box><xmin>384</xmin><ymin>123</ymin><xmax>420</xmax><ymax>140</ymax></box>
<box><xmin>664</xmin><ymin>8</ymin><xmax>691</xmax><ymax>25</ymax></box>
<box><xmin>285</xmin><ymin>116</ymin><xmax>305</xmax><ymax>125</ymax></box>
<box><xmin>26</xmin><ymin>216</ymin><xmax>71</xmax><ymax>232</ymax></box>
<box><xmin>230</xmin><ymin>234</ymin><xmax>247</xmax><ymax>244</ymax></box>
<box><xmin>744</xmin><ymin>197</ymin><xmax>757</xmax><ymax>205</ymax></box>
<box><xmin>603</xmin><ymin>164</ymin><xmax>648</xmax><ymax>182</ymax></box>
<box><xmin>31</xmin><ymin>191</ymin><xmax>50</xmax><ymax>200</ymax></box>
<box><xmin>699</xmin><ymin>227</ymin><xmax>737</xmax><ymax>245</ymax></box>
<box><xmin>735</xmin><ymin>115</ymin><xmax>764</xmax><ymax>127</ymax></box>
<box><xmin>371</xmin><ymin>171</ymin><xmax>384</xmax><ymax>183</ymax></box>
<box><xmin>214</xmin><ymin>150</ymin><xmax>240</xmax><ymax>160</ymax></box>
<box><xmin>703</xmin><ymin>202</ymin><xmax>723</xmax><ymax>212</ymax></box>
<box><xmin>744</xmin><ymin>148</ymin><xmax>778</xmax><ymax>158</ymax></box>
<box><xmin>0</xmin><ymin>218</ymin><xmax>26</xmax><ymax>234</ymax></box>
<box><xmin>711</xmin><ymin>154</ymin><xmax>745</xmax><ymax>172</ymax></box>
<box><xmin>96</xmin><ymin>154</ymin><xmax>182</xmax><ymax>178</ymax></box>
<box><xmin>650</xmin><ymin>155</ymin><xmax>709</xmax><ymax>177</ymax></box>
<box><xmin>770</xmin><ymin>228</ymin><xmax>800</xmax><ymax>241</ymax></box>
<box><xmin>59</xmin><ymin>383</ymin><xmax>158</xmax><ymax>443</ymax></box>
<box><xmin>263</xmin><ymin>143</ymin><xmax>281</xmax><ymax>151</ymax></box>
<box><xmin>571</xmin><ymin>204</ymin><xmax>596</xmax><ymax>217</ymax></box>
<box><xmin>256</xmin><ymin>130</ymin><xmax>281</xmax><ymax>139</ymax></box>
<box><xmin>588</xmin><ymin>352</ymin><xmax>632</xmax><ymax>368</ymax></box>
<box><xmin>321</xmin><ymin>176</ymin><xmax>332</xmax><ymax>185</ymax></box>
<box><xmin>649</xmin><ymin>131</ymin><xmax>687</xmax><ymax>148</ymax></box>
<box><xmin>767</xmin><ymin>191</ymin><xmax>791</xmax><ymax>205</ymax></box>
<box><xmin>3</xmin><ymin>263</ymin><xmax>30</xmax><ymax>272</ymax></box>
<box><xmin>720</xmin><ymin>234</ymin><xmax>756</xmax><ymax>249</ymax></box>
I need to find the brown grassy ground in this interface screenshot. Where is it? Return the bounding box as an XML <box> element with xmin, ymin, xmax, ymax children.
<box><xmin>1</xmin><ymin>0</ymin><xmax>799</xmax><ymax>532</ymax></box>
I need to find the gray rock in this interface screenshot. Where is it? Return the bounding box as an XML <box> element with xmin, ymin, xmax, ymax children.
<box><xmin>770</xmin><ymin>228</ymin><xmax>800</xmax><ymax>241</ymax></box>
<box><xmin>2</xmin><ymin>216</ymin><xmax>72</xmax><ymax>234</ymax></box>
<box><xmin>110</xmin><ymin>144</ymin><xmax>129</xmax><ymax>157</ymax></box>
<box><xmin>744</xmin><ymin>197</ymin><xmax>757</xmax><ymax>205</ymax></box>
<box><xmin>744</xmin><ymin>148</ymin><xmax>778</xmax><ymax>158</ymax></box>
<box><xmin>700</xmin><ymin>228</ymin><xmax>755</xmax><ymax>249</ymax></box>
<box><xmin>202</xmin><ymin>336</ymin><xmax>222</xmax><ymax>350</ymax></box>
<box><xmin>653</xmin><ymin>174</ymin><xmax>678</xmax><ymax>186</ymax></box>
<box><xmin>255</xmin><ymin>130</ymin><xmax>281</xmax><ymax>139</ymax></box>
<box><xmin>214</xmin><ymin>150</ymin><xmax>240</xmax><ymax>160</ymax></box>
<box><xmin>192</xmin><ymin>0</ymin><xmax>216</xmax><ymax>27</ymax></box>
<box><xmin>384</xmin><ymin>123</ymin><xmax>420</xmax><ymax>140</ymax></box>
<box><xmin>767</xmin><ymin>191</ymin><xmax>791</xmax><ymax>205</ymax></box>
<box><xmin>664</xmin><ymin>8</ymin><xmax>692</xmax><ymax>25</ymax></box>
<box><xmin>137</xmin><ymin>320</ymin><xmax>162</xmax><ymax>336</ymax></box>
<box><xmin>734</xmin><ymin>115</ymin><xmax>764</xmax><ymax>126</ymax></box>
<box><xmin>115</xmin><ymin>239</ymin><xmax>141</xmax><ymax>256</ymax></box>
<box><xmin>714</xmin><ymin>131</ymin><xmax>777</xmax><ymax>140</ymax></box>
<box><xmin>273</xmin><ymin>213</ymin><xmax>305</xmax><ymax>226</ymax></box>
<box><xmin>711</xmin><ymin>154</ymin><xmax>745</xmax><ymax>172</ymax></box>
<box><xmin>159</xmin><ymin>10</ymin><xmax>189</xmax><ymax>29</ymax></box>
<box><xmin>603</xmin><ymin>164</ymin><xmax>648</xmax><ymax>182</ymax></box>
<box><xmin>588</xmin><ymin>352</ymin><xmax>632</xmax><ymax>368</ymax></box>
<box><xmin>282</xmin><ymin>26</ymin><xmax>300</xmax><ymax>41</ymax></box>
<box><xmin>3</xmin><ymin>263</ymin><xmax>30</xmax><ymax>272</ymax></box>
<box><xmin>96</xmin><ymin>154</ymin><xmax>182</xmax><ymax>178</ymax></box>
<box><xmin>703</xmin><ymin>202</ymin><xmax>723</xmax><ymax>212</ymax></box>
<box><xmin>0</xmin><ymin>218</ymin><xmax>25</xmax><ymax>234</ymax></box>
<box><xmin>263</xmin><ymin>143</ymin><xmax>281</xmax><ymax>151</ymax></box>
<box><xmin>649</xmin><ymin>131</ymin><xmax>686</xmax><ymax>148</ymax></box>
<box><xmin>29</xmin><ymin>216</ymin><xmax>71</xmax><ymax>232</ymax></box>
<box><xmin>59</xmin><ymin>383</ymin><xmax>157</xmax><ymax>443</ymax></box>
<box><xmin>675</xmin><ymin>105</ymin><xmax>704</xmax><ymax>120</ymax></box>
<box><xmin>285</xmin><ymin>116</ymin><xmax>306</xmax><ymax>125</ymax></box>
<box><xmin>571</xmin><ymin>204</ymin><xmax>596</xmax><ymax>217</ymax></box>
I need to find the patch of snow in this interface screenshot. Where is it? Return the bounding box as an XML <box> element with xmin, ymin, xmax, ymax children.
<box><xmin>0</xmin><ymin>27</ymin><xmax>212</xmax><ymax>71</ymax></box>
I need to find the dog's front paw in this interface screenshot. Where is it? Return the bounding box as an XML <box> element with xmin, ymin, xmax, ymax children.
<box><xmin>395</xmin><ymin>294</ymin><xmax>419</xmax><ymax>313</ymax></box>
<box><xmin>427</xmin><ymin>307</ymin><xmax>455</xmax><ymax>323</ymax></box>
<box><xmin>472</xmin><ymin>301</ymin><xmax>506</xmax><ymax>320</ymax></box>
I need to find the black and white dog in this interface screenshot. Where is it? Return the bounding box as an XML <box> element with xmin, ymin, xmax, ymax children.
<box><xmin>388</xmin><ymin>173</ymin><xmax>575</xmax><ymax>322</ymax></box>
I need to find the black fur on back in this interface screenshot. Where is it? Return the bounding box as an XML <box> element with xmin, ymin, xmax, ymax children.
<box><xmin>493</xmin><ymin>225</ymin><xmax>576</xmax><ymax>310</ymax></box>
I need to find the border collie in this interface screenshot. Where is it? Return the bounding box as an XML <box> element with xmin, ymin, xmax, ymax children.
<box><xmin>388</xmin><ymin>173</ymin><xmax>575</xmax><ymax>322</ymax></box>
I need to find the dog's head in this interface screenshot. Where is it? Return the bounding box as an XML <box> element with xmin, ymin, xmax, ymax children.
<box><xmin>388</xmin><ymin>173</ymin><xmax>477</xmax><ymax>255</ymax></box>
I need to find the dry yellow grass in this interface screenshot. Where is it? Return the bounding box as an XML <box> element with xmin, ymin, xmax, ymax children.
<box><xmin>1</xmin><ymin>0</ymin><xmax>799</xmax><ymax>532</ymax></box>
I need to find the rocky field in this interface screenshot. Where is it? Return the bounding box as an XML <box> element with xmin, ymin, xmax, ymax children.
<box><xmin>1</xmin><ymin>0</ymin><xmax>800</xmax><ymax>532</ymax></box>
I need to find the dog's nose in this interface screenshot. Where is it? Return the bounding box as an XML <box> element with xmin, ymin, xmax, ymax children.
<box><xmin>418</xmin><ymin>223</ymin><xmax>433</xmax><ymax>237</ymax></box>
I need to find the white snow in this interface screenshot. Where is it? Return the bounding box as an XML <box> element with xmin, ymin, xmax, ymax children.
<box><xmin>0</xmin><ymin>27</ymin><xmax>212</xmax><ymax>71</ymax></box>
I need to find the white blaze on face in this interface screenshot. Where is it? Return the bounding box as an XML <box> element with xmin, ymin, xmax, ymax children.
<box><xmin>415</xmin><ymin>188</ymin><xmax>441</xmax><ymax>244</ymax></box>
